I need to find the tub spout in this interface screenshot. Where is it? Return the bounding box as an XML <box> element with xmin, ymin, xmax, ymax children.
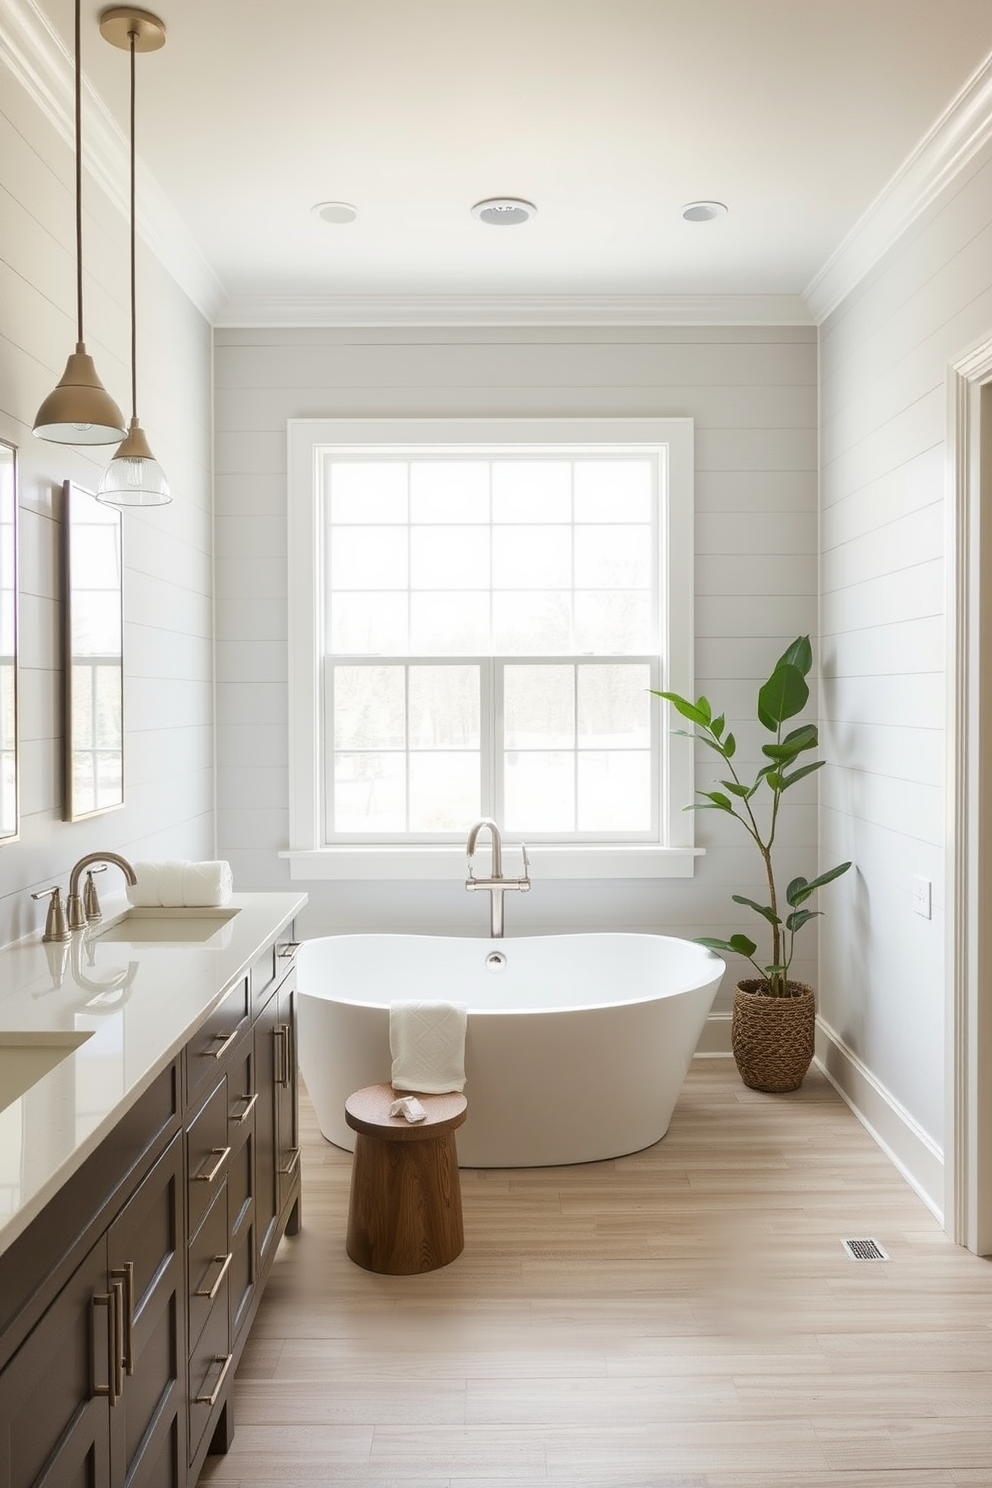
<box><xmin>465</xmin><ymin>819</ymin><xmax>530</xmax><ymax>937</ymax></box>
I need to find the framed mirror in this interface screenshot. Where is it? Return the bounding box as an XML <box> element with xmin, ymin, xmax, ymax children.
<box><xmin>0</xmin><ymin>441</ymin><xmax>17</xmax><ymax>843</ymax></box>
<box><xmin>63</xmin><ymin>481</ymin><xmax>124</xmax><ymax>821</ymax></box>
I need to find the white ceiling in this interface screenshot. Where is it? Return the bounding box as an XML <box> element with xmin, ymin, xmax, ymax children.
<box><xmin>25</xmin><ymin>0</ymin><xmax>992</xmax><ymax>321</ymax></box>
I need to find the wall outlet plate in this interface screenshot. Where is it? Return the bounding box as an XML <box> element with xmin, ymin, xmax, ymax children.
<box><xmin>912</xmin><ymin>875</ymin><xmax>932</xmax><ymax>919</ymax></box>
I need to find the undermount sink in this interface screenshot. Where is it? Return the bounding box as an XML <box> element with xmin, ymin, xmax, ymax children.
<box><xmin>91</xmin><ymin>907</ymin><xmax>241</xmax><ymax>945</ymax></box>
<box><xmin>0</xmin><ymin>1031</ymin><xmax>94</xmax><ymax>1114</ymax></box>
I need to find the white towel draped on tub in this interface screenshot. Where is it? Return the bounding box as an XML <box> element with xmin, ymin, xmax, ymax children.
<box><xmin>126</xmin><ymin>860</ymin><xmax>234</xmax><ymax>908</ymax></box>
<box><xmin>390</xmin><ymin>1001</ymin><xmax>467</xmax><ymax>1094</ymax></box>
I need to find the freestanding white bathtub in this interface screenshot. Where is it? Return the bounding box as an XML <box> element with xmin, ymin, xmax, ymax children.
<box><xmin>297</xmin><ymin>933</ymin><xmax>725</xmax><ymax>1168</ymax></box>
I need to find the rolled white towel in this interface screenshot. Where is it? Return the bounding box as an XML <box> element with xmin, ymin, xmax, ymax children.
<box><xmin>390</xmin><ymin>1000</ymin><xmax>467</xmax><ymax>1095</ymax></box>
<box><xmin>127</xmin><ymin>860</ymin><xmax>234</xmax><ymax>908</ymax></box>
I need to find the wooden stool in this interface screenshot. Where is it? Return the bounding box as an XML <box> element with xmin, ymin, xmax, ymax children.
<box><xmin>344</xmin><ymin>1083</ymin><xmax>468</xmax><ymax>1275</ymax></box>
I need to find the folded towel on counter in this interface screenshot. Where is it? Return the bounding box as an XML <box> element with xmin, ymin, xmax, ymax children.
<box><xmin>389</xmin><ymin>1096</ymin><xmax>427</xmax><ymax>1123</ymax></box>
<box><xmin>126</xmin><ymin>860</ymin><xmax>234</xmax><ymax>908</ymax></box>
<box><xmin>389</xmin><ymin>1000</ymin><xmax>467</xmax><ymax>1094</ymax></box>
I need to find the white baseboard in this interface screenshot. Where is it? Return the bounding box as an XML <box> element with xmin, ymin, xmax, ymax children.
<box><xmin>815</xmin><ymin>1018</ymin><xmax>944</xmax><ymax>1223</ymax></box>
<box><xmin>693</xmin><ymin>1012</ymin><xmax>945</xmax><ymax>1225</ymax></box>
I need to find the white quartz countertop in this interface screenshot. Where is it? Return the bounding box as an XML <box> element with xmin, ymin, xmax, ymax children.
<box><xmin>0</xmin><ymin>890</ymin><xmax>307</xmax><ymax>1258</ymax></box>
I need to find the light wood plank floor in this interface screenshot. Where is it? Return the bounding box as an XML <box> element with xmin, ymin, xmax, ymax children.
<box><xmin>199</xmin><ymin>1061</ymin><xmax>992</xmax><ymax>1488</ymax></box>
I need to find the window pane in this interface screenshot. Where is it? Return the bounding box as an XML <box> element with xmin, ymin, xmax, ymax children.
<box><xmin>492</xmin><ymin>462</ymin><xmax>571</xmax><ymax>522</ymax></box>
<box><xmin>410</xmin><ymin>593</ymin><xmax>489</xmax><ymax>653</ymax></box>
<box><xmin>333</xmin><ymin>752</ymin><xmax>405</xmax><ymax>832</ymax></box>
<box><xmin>574</xmin><ymin>460</ymin><xmax>652</xmax><ymax>522</ymax></box>
<box><xmin>409</xmin><ymin>666</ymin><xmax>480</xmax><ymax>748</ymax></box>
<box><xmin>504</xmin><ymin>665</ymin><xmax>574</xmax><ymax>749</ymax></box>
<box><xmin>574</xmin><ymin>525</ymin><xmax>652</xmax><ymax>587</ymax></box>
<box><xmin>492</xmin><ymin>526</ymin><xmax>571</xmax><ymax>589</ymax></box>
<box><xmin>410</xmin><ymin>527</ymin><xmax>490</xmax><ymax>589</ymax></box>
<box><xmin>329</xmin><ymin>461</ymin><xmax>407</xmax><ymax>524</ymax></box>
<box><xmin>504</xmin><ymin>752</ymin><xmax>575</xmax><ymax>832</ymax></box>
<box><xmin>329</xmin><ymin>593</ymin><xmax>408</xmax><ymax>653</ymax></box>
<box><xmin>492</xmin><ymin>592</ymin><xmax>572</xmax><ymax>653</ymax></box>
<box><xmin>577</xmin><ymin>751</ymin><xmax>652</xmax><ymax>831</ymax></box>
<box><xmin>574</xmin><ymin>591</ymin><xmax>652</xmax><ymax>652</ymax></box>
<box><xmin>409</xmin><ymin>753</ymin><xmax>480</xmax><ymax>830</ymax></box>
<box><xmin>410</xmin><ymin>462</ymin><xmax>489</xmax><ymax>523</ymax></box>
<box><xmin>577</xmin><ymin>664</ymin><xmax>651</xmax><ymax>747</ymax></box>
<box><xmin>333</xmin><ymin>666</ymin><xmax>405</xmax><ymax>750</ymax></box>
<box><xmin>330</xmin><ymin>527</ymin><xmax>407</xmax><ymax>590</ymax></box>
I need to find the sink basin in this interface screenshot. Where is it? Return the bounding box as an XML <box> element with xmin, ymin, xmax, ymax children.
<box><xmin>92</xmin><ymin>907</ymin><xmax>241</xmax><ymax>945</ymax></box>
<box><xmin>0</xmin><ymin>1031</ymin><xmax>94</xmax><ymax>1114</ymax></box>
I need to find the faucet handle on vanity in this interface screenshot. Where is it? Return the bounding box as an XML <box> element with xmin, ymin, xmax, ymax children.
<box><xmin>83</xmin><ymin>865</ymin><xmax>108</xmax><ymax>923</ymax></box>
<box><xmin>31</xmin><ymin>886</ymin><xmax>71</xmax><ymax>944</ymax></box>
<box><xmin>519</xmin><ymin>842</ymin><xmax>531</xmax><ymax>890</ymax></box>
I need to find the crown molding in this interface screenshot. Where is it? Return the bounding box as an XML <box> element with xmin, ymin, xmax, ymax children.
<box><xmin>0</xmin><ymin>0</ymin><xmax>224</xmax><ymax>323</ymax></box>
<box><xmin>213</xmin><ymin>292</ymin><xmax>814</xmax><ymax>329</ymax></box>
<box><xmin>805</xmin><ymin>48</ymin><xmax>992</xmax><ymax>324</ymax></box>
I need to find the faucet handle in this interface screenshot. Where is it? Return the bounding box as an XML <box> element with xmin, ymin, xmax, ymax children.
<box><xmin>31</xmin><ymin>886</ymin><xmax>71</xmax><ymax>944</ymax></box>
<box><xmin>83</xmin><ymin>865</ymin><xmax>108</xmax><ymax>924</ymax></box>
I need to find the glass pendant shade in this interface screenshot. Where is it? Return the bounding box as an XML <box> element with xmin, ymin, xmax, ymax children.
<box><xmin>33</xmin><ymin>342</ymin><xmax>127</xmax><ymax>444</ymax></box>
<box><xmin>97</xmin><ymin>416</ymin><xmax>171</xmax><ymax>506</ymax></box>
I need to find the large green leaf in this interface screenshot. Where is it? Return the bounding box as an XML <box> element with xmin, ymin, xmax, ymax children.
<box><xmin>786</xmin><ymin>860</ymin><xmax>852</xmax><ymax>906</ymax></box>
<box><xmin>775</xmin><ymin>635</ymin><xmax>813</xmax><ymax>678</ymax></box>
<box><xmin>731</xmin><ymin>894</ymin><xmax>781</xmax><ymax>926</ymax></box>
<box><xmin>786</xmin><ymin>908</ymin><xmax>821</xmax><ymax>932</ymax></box>
<box><xmin>695</xmin><ymin>933</ymin><xmax>758</xmax><ymax>958</ymax></box>
<box><xmin>757</xmin><ymin>663</ymin><xmax>809</xmax><ymax>730</ymax></box>
<box><xmin>654</xmin><ymin>691</ymin><xmax>712</xmax><ymax>727</ymax></box>
<box><xmin>777</xmin><ymin>760</ymin><xmax>825</xmax><ymax>790</ymax></box>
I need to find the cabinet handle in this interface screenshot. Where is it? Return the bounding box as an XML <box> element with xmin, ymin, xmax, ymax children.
<box><xmin>194</xmin><ymin>1352</ymin><xmax>233</xmax><ymax>1407</ymax></box>
<box><xmin>231</xmin><ymin>1091</ymin><xmax>258</xmax><ymax>1125</ymax></box>
<box><xmin>201</xmin><ymin>1027</ymin><xmax>240</xmax><ymax>1061</ymax></box>
<box><xmin>194</xmin><ymin>1251</ymin><xmax>233</xmax><ymax>1300</ymax></box>
<box><xmin>273</xmin><ymin>1024</ymin><xmax>292</xmax><ymax>1087</ymax></box>
<box><xmin>111</xmin><ymin>1261</ymin><xmax>135</xmax><ymax>1375</ymax></box>
<box><xmin>277</xmin><ymin>941</ymin><xmax>300</xmax><ymax>959</ymax></box>
<box><xmin>193</xmin><ymin>1146</ymin><xmax>231</xmax><ymax>1183</ymax></box>
<box><xmin>92</xmin><ymin>1289</ymin><xmax>120</xmax><ymax>1407</ymax></box>
<box><xmin>279</xmin><ymin>1147</ymin><xmax>301</xmax><ymax>1178</ymax></box>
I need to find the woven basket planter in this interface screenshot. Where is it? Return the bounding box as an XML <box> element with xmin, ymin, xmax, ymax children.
<box><xmin>731</xmin><ymin>979</ymin><xmax>815</xmax><ymax>1092</ymax></box>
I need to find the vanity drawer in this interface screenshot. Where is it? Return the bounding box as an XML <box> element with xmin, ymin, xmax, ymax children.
<box><xmin>188</xmin><ymin>1181</ymin><xmax>229</xmax><ymax>1357</ymax></box>
<box><xmin>188</xmin><ymin>1278</ymin><xmax>232</xmax><ymax>1463</ymax></box>
<box><xmin>185</xmin><ymin>977</ymin><xmax>250</xmax><ymax>1108</ymax></box>
<box><xmin>186</xmin><ymin>1077</ymin><xmax>230</xmax><ymax>1238</ymax></box>
<box><xmin>250</xmin><ymin>933</ymin><xmax>299</xmax><ymax>1017</ymax></box>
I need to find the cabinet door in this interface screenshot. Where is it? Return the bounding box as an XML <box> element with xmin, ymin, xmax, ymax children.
<box><xmin>0</xmin><ymin>1237</ymin><xmax>111</xmax><ymax>1488</ymax></box>
<box><xmin>253</xmin><ymin>993</ymin><xmax>279</xmax><ymax>1273</ymax></box>
<box><xmin>107</xmin><ymin>1133</ymin><xmax>186</xmax><ymax>1488</ymax></box>
<box><xmin>274</xmin><ymin>974</ymin><xmax>300</xmax><ymax>1222</ymax></box>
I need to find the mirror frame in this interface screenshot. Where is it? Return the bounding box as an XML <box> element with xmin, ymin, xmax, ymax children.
<box><xmin>0</xmin><ymin>439</ymin><xmax>17</xmax><ymax>844</ymax></box>
<box><xmin>63</xmin><ymin>480</ymin><xmax>124</xmax><ymax>822</ymax></box>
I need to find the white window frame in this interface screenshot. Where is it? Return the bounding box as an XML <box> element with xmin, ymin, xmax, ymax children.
<box><xmin>283</xmin><ymin>416</ymin><xmax>699</xmax><ymax>881</ymax></box>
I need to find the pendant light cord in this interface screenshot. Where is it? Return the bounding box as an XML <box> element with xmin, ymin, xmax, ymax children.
<box><xmin>73</xmin><ymin>0</ymin><xmax>83</xmax><ymax>344</ymax></box>
<box><xmin>129</xmin><ymin>28</ymin><xmax>137</xmax><ymax>421</ymax></box>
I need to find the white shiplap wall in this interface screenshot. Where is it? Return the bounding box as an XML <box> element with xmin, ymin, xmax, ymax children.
<box><xmin>213</xmin><ymin>324</ymin><xmax>818</xmax><ymax>1016</ymax></box>
<box><xmin>0</xmin><ymin>54</ymin><xmax>213</xmax><ymax>947</ymax></box>
<box><xmin>819</xmin><ymin>142</ymin><xmax>992</xmax><ymax>1204</ymax></box>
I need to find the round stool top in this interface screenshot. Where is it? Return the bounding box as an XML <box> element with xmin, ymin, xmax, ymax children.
<box><xmin>344</xmin><ymin>1082</ymin><xmax>468</xmax><ymax>1141</ymax></box>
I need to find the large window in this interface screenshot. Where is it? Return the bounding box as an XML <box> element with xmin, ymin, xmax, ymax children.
<box><xmin>286</xmin><ymin>418</ymin><xmax>696</xmax><ymax>879</ymax></box>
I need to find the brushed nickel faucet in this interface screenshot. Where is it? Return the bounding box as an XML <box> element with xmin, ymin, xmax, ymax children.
<box><xmin>66</xmin><ymin>851</ymin><xmax>137</xmax><ymax>932</ymax></box>
<box><xmin>465</xmin><ymin>818</ymin><xmax>530</xmax><ymax>938</ymax></box>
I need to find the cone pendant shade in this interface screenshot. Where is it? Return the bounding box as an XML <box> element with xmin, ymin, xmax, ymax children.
<box><xmin>98</xmin><ymin>416</ymin><xmax>170</xmax><ymax>505</ymax></box>
<box><xmin>33</xmin><ymin>0</ymin><xmax>125</xmax><ymax>445</ymax></box>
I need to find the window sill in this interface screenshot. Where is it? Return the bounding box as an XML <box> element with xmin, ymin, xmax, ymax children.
<box><xmin>279</xmin><ymin>845</ymin><xmax>702</xmax><ymax>882</ymax></box>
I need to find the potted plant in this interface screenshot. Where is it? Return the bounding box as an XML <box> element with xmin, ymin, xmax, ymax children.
<box><xmin>653</xmin><ymin>635</ymin><xmax>851</xmax><ymax>1092</ymax></box>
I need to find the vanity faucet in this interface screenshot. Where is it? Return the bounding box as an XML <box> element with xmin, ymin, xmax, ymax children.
<box><xmin>465</xmin><ymin>818</ymin><xmax>530</xmax><ymax>938</ymax></box>
<box><xmin>66</xmin><ymin>851</ymin><xmax>137</xmax><ymax>932</ymax></box>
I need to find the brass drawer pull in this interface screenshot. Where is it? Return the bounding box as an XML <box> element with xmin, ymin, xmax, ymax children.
<box><xmin>92</xmin><ymin>1286</ymin><xmax>122</xmax><ymax>1407</ymax></box>
<box><xmin>201</xmin><ymin>1027</ymin><xmax>240</xmax><ymax>1061</ymax></box>
<box><xmin>279</xmin><ymin>1147</ymin><xmax>301</xmax><ymax>1178</ymax></box>
<box><xmin>194</xmin><ymin>1352</ymin><xmax>233</xmax><ymax>1407</ymax></box>
<box><xmin>277</xmin><ymin>941</ymin><xmax>300</xmax><ymax>958</ymax></box>
<box><xmin>193</xmin><ymin>1146</ymin><xmax>230</xmax><ymax>1184</ymax></box>
<box><xmin>194</xmin><ymin>1251</ymin><xmax>233</xmax><ymax>1301</ymax></box>
<box><xmin>111</xmin><ymin>1261</ymin><xmax>135</xmax><ymax>1375</ymax></box>
<box><xmin>231</xmin><ymin>1091</ymin><xmax>258</xmax><ymax>1125</ymax></box>
<box><xmin>273</xmin><ymin>1024</ymin><xmax>292</xmax><ymax>1087</ymax></box>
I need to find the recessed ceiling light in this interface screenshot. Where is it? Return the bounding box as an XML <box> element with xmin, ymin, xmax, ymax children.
<box><xmin>682</xmin><ymin>201</ymin><xmax>728</xmax><ymax>222</ymax></box>
<box><xmin>471</xmin><ymin>197</ymin><xmax>537</xmax><ymax>226</ymax></box>
<box><xmin>312</xmin><ymin>201</ymin><xmax>358</xmax><ymax>225</ymax></box>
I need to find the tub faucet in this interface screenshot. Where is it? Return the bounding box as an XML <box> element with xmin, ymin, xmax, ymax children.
<box><xmin>66</xmin><ymin>851</ymin><xmax>137</xmax><ymax>932</ymax></box>
<box><xmin>465</xmin><ymin>818</ymin><xmax>530</xmax><ymax>938</ymax></box>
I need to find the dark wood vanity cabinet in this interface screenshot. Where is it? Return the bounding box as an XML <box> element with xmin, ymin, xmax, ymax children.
<box><xmin>0</xmin><ymin>929</ymin><xmax>302</xmax><ymax>1488</ymax></box>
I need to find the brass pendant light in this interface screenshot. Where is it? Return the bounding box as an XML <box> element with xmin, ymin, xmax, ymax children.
<box><xmin>33</xmin><ymin>0</ymin><xmax>127</xmax><ymax>444</ymax></box>
<box><xmin>97</xmin><ymin>7</ymin><xmax>171</xmax><ymax>507</ymax></box>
